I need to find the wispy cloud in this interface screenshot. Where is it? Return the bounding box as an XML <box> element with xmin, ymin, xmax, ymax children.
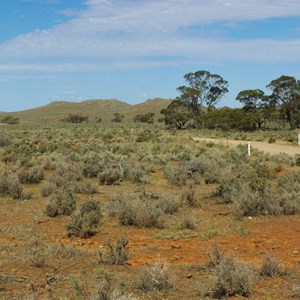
<box><xmin>1</xmin><ymin>0</ymin><xmax>300</xmax><ymax>73</ymax></box>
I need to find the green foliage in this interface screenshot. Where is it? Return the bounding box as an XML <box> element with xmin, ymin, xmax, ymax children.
<box><xmin>177</xmin><ymin>70</ymin><xmax>229</xmax><ymax>116</ymax></box>
<box><xmin>205</xmin><ymin>107</ymin><xmax>257</xmax><ymax>131</ymax></box>
<box><xmin>133</xmin><ymin>112</ymin><xmax>155</xmax><ymax>124</ymax></box>
<box><xmin>111</xmin><ymin>112</ymin><xmax>124</xmax><ymax>123</ymax></box>
<box><xmin>1</xmin><ymin>115</ymin><xmax>20</xmax><ymax>125</ymax></box>
<box><xmin>62</xmin><ymin>114</ymin><xmax>89</xmax><ymax>123</ymax></box>
<box><xmin>236</xmin><ymin>89</ymin><xmax>273</xmax><ymax>129</ymax></box>
<box><xmin>267</xmin><ymin>75</ymin><xmax>300</xmax><ymax>129</ymax></box>
<box><xmin>161</xmin><ymin>100</ymin><xmax>192</xmax><ymax>129</ymax></box>
<box><xmin>0</xmin><ymin>137</ymin><xmax>11</xmax><ymax>147</ymax></box>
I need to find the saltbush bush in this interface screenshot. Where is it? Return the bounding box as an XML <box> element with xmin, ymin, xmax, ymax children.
<box><xmin>45</xmin><ymin>190</ymin><xmax>76</xmax><ymax>217</ymax></box>
<box><xmin>211</xmin><ymin>255</ymin><xmax>255</xmax><ymax>298</ymax></box>
<box><xmin>111</xmin><ymin>194</ymin><xmax>162</xmax><ymax>228</ymax></box>
<box><xmin>138</xmin><ymin>261</ymin><xmax>173</xmax><ymax>292</ymax></box>
<box><xmin>18</xmin><ymin>165</ymin><xmax>44</xmax><ymax>184</ymax></box>
<box><xmin>0</xmin><ymin>173</ymin><xmax>23</xmax><ymax>199</ymax></box>
<box><xmin>66</xmin><ymin>200</ymin><xmax>101</xmax><ymax>238</ymax></box>
<box><xmin>98</xmin><ymin>168</ymin><xmax>121</xmax><ymax>185</ymax></box>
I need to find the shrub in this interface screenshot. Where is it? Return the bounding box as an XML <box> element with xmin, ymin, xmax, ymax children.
<box><xmin>74</xmin><ymin>181</ymin><xmax>98</xmax><ymax>194</ymax></box>
<box><xmin>45</xmin><ymin>190</ymin><xmax>76</xmax><ymax>217</ymax></box>
<box><xmin>210</xmin><ymin>255</ymin><xmax>255</xmax><ymax>298</ymax></box>
<box><xmin>1</xmin><ymin>115</ymin><xmax>19</xmax><ymax>125</ymax></box>
<box><xmin>25</xmin><ymin>239</ymin><xmax>47</xmax><ymax>268</ymax></box>
<box><xmin>260</xmin><ymin>255</ymin><xmax>286</xmax><ymax>278</ymax></box>
<box><xmin>157</xmin><ymin>194</ymin><xmax>182</xmax><ymax>215</ymax></box>
<box><xmin>180</xmin><ymin>215</ymin><xmax>197</xmax><ymax>230</ymax></box>
<box><xmin>18</xmin><ymin>165</ymin><xmax>44</xmax><ymax>184</ymax></box>
<box><xmin>182</xmin><ymin>185</ymin><xmax>198</xmax><ymax>206</ymax></box>
<box><xmin>164</xmin><ymin>165</ymin><xmax>187</xmax><ymax>186</ymax></box>
<box><xmin>40</xmin><ymin>181</ymin><xmax>56</xmax><ymax>197</ymax></box>
<box><xmin>66</xmin><ymin>200</ymin><xmax>101</xmax><ymax>238</ymax></box>
<box><xmin>111</xmin><ymin>194</ymin><xmax>161</xmax><ymax>228</ymax></box>
<box><xmin>206</xmin><ymin>244</ymin><xmax>224</xmax><ymax>268</ymax></box>
<box><xmin>83</xmin><ymin>160</ymin><xmax>105</xmax><ymax>178</ymax></box>
<box><xmin>133</xmin><ymin>113</ymin><xmax>155</xmax><ymax>124</ymax></box>
<box><xmin>0</xmin><ymin>173</ymin><xmax>23</xmax><ymax>199</ymax></box>
<box><xmin>62</xmin><ymin>114</ymin><xmax>88</xmax><ymax>123</ymax></box>
<box><xmin>0</xmin><ymin>137</ymin><xmax>10</xmax><ymax>147</ymax></box>
<box><xmin>55</xmin><ymin>162</ymin><xmax>83</xmax><ymax>182</ymax></box>
<box><xmin>111</xmin><ymin>113</ymin><xmax>124</xmax><ymax>123</ymax></box>
<box><xmin>138</xmin><ymin>261</ymin><xmax>173</xmax><ymax>292</ymax></box>
<box><xmin>98</xmin><ymin>168</ymin><xmax>121</xmax><ymax>185</ymax></box>
<box><xmin>98</xmin><ymin>237</ymin><xmax>129</xmax><ymax>265</ymax></box>
<box><xmin>123</xmin><ymin>163</ymin><xmax>145</xmax><ymax>183</ymax></box>
<box><xmin>268</xmin><ymin>136</ymin><xmax>276</xmax><ymax>143</ymax></box>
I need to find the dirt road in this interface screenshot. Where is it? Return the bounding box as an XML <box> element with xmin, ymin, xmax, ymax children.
<box><xmin>193</xmin><ymin>137</ymin><xmax>300</xmax><ymax>156</ymax></box>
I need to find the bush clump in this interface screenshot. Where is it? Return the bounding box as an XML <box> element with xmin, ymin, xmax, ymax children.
<box><xmin>98</xmin><ymin>168</ymin><xmax>121</xmax><ymax>185</ymax></box>
<box><xmin>0</xmin><ymin>173</ymin><xmax>23</xmax><ymax>199</ymax></box>
<box><xmin>18</xmin><ymin>165</ymin><xmax>44</xmax><ymax>184</ymax></box>
<box><xmin>98</xmin><ymin>237</ymin><xmax>129</xmax><ymax>265</ymax></box>
<box><xmin>164</xmin><ymin>165</ymin><xmax>187</xmax><ymax>186</ymax></box>
<box><xmin>66</xmin><ymin>200</ymin><xmax>101</xmax><ymax>238</ymax></box>
<box><xmin>260</xmin><ymin>255</ymin><xmax>286</xmax><ymax>278</ymax></box>
<box><xmin>209</xmin><ymin>255</ymin><xmax>255</xmax><ymax>298</ymax></box>
<box><xmin>45</xmin><ymin>190</ymin><xmax>76</xmax><ymax>217</ymax></box>
<box><xmin>111</xmin><ymin>194</ymin><xmax>162</xmax><ymax>228</ymax></box>
<box><xmin>138</xmin><ymin>261</ymin><xmax>173</xmax><ymax>292</ymax></box>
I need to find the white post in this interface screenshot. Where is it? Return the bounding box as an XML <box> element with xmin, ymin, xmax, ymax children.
<box><xmin>298</xmin><ymin>134</ymin><xmax>300</xmax><ymax>146</ymax></box>
<box><xmin>247</xmin><ymin>142</ymin><xmax>251</xmax><ymax>156</ymax></box>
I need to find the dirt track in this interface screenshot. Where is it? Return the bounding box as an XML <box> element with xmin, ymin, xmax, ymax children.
<box><xmin>193</xmin><ymin>137</ymin><xmax>300</xmax><ymax>156</ymax></box>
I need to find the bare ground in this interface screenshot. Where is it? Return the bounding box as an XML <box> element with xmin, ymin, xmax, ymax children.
<box><xmin>193</xmin><ymin>137</ymin><xmax>300</xmax><ymax>156</ymax></box>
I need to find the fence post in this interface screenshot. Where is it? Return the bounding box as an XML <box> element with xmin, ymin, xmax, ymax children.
<box><xmin>248</xmin><ymin>142</ymin><xmax>251</xmax><ymax>156</ymax></box>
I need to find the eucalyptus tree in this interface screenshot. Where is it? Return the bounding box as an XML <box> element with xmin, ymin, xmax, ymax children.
<box><xmin>267</xmin><ymin>75</ymin><xmax>300</xmax><ymax>129</ymax></box>
<box><xmin>176</xmin><ymin>70</ymin><xmax>229</xmax><ymax>117</ymax></box>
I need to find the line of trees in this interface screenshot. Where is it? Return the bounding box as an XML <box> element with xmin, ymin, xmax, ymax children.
<box><xmin>161</xmin><ymin>70</ymin><xmax>300</xmax><ymax>130</ymax></box>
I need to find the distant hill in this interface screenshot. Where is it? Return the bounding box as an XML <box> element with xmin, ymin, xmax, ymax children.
<box><xmin>0</xmin><ymin>98</ymin><xmax>172</xmax><ymax>124</ymax></box>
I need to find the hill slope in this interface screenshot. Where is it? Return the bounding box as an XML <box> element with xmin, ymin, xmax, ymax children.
<box><xmin>0</xmin><ymin>98</ymin><xmax>172</xmax><ymax>124</ymax></box>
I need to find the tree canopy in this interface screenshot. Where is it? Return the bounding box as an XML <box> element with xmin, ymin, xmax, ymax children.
<box><xmin>267</xmin><ymin>75</ymin><xmax>300</xmax><ymax>129</ymax></box>
<box><xmin>176</xmin><ymin>70</ymin><xmax>229</xmax><ymax>116</ymax></box>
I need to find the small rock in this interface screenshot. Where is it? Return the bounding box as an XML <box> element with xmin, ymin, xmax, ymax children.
<box><xmin>187</xmin><ymin>274</ymin><xmax>193</xmax><ymax>279</ymax></box>
<box><xmin>293</xmin><ymin>250</ymin><xmax>299</xmax><ymax>254</ymax></box>
<box><xmin>171</xmin><ymin>245</ymin><xmax>181</xmax><ymax>249</ymax></box>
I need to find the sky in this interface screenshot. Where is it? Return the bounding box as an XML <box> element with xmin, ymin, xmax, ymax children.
<box><xmin>1</xmin><ymin>0</ymin><xmax>300</xmax><ymax>112</ymax></box>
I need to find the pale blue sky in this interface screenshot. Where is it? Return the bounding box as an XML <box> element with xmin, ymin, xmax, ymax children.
<box><xmin>1</xmin><ymin>0</ymin><xmax>300</xmax><ymax>112</ymax></box>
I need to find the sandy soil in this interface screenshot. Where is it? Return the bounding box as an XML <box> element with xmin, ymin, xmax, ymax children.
<box><xmin>193</xmin><ymin>137</ymin><xmax>300</xmax><ymax>156</ymax></box>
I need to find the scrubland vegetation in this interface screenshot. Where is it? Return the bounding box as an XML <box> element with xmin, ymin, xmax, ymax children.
<box><xmin>0</xmin><ymin>120</ymin><xmax>299</xmax><ymax>299</ymax></box>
